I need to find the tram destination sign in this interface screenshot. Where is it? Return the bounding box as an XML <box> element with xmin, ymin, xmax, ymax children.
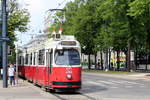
<box><xmin>61</xmin><ymin>41</ymin><xmax>76</xmax><ymax>46</ymax></box>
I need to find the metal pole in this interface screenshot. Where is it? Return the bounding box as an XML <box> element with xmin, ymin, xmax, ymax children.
<box><xmin>15</xmin><ymin>45</ymin><xmax>18</xmax><ymax>84</ymax></box>
<box><xmin>2</xmin><ymin>0</ymin><xmax>8</xmax><ymax>88</ymax></box>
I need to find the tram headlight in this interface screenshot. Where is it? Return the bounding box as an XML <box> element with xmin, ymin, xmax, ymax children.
<box><xmin>66</xmin><ymin>74</ymin><xmax>72</xmax><ymax>80</ymax></box>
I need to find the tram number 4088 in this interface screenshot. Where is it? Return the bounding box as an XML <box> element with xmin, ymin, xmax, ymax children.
<box><xmin>66</xmin><ymin>67</ymin><xmax>72</xmax><ymax>73</ymax></box>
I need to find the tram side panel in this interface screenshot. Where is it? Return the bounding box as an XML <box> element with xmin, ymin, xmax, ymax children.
<box><xmin>37</xmin><ymin>66</ymin><xmax>46</xmax><ymax>85</ymax></box>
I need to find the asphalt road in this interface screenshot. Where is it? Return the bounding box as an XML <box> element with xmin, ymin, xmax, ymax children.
<box><xmin>48</xmin><ymin>72</ymin><xmax>150</xmax><ymax>100</ymax></box>
<box><xmin>1</xmin><ymin>73</ymin><xmax>150</xmax><ymax>100</ymax></box>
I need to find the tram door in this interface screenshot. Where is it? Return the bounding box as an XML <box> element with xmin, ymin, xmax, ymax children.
<box><xmin>46</xmin><ymin>49</ymin><xmax>53</xmax><ymax>86</ymax></box>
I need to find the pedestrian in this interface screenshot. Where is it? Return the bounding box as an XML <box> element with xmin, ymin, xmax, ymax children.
<box><xmin>97</xmin><ymin>62</ymin><xmax>100</xmax><ymax>70</ymax></box>
<box><xmin>8</xmin><ymin>64</ymin><xmax>16</xmax><ymax>86</ymax></box>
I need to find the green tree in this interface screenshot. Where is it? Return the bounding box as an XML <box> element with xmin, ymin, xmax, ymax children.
<box><xmin>7</xmin><ymin>0</ymin><xmax>30</xmax><ymax>63</ymax></box>
<box><xmin>128</xmin><ymin>0</ymin><xmax>150</xmax><ymax>51</ymax></box>
<box><xmin>128</xmin><ymin>0</ymin><xmax>150</xmax><ymax>70</ymax></box>
<box><xmin>7</xmin><ymin>0</ymin><xmax>30</xmax><ymax>46</ymax></box>
<box><xmin>59</xmin><ymin>0</ymin><xmax>149</xmax><ymax>71</ymax></box>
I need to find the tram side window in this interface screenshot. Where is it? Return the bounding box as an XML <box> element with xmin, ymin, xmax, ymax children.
<box><xmin>46</xmin><ymin>50</ymin><xmax>53</xmax><ymax>66</ymax></box>
<box><xmin>46</xmin><ymin>52</ymin><xmax>49</xmax><ymax>66</ymax></box>
<box><xmin>19</xmin><ymin>56</ymin><xmax>24</xmax><ymax>65</ymax></box>
<box><xmin>33</xmin><ymin>52</ymin><xmax>36</xmax><ymax>65</ymax></box>
<box><xmin>19</xmin><ymin>56</ymin><xmax>21</xmax><ymax>65</ymax></box>
<box><xmin>25</xmin><ymin>54</ymin><xmax>29</xmax><ymax>65</ymax></box>
<box><xmin>38</xmin><ymin>49</ymin><xmax>45</xmax><ymax>65</ymax></box>
<box><xmin>30</xmin><ymin>53</ymin><xmax>32</xmax><ymax>65</ymax></box>
<box><xmin>22</xmin><ymin>57</ymin><xmax>24</xmax><ymax>65</ymax></box>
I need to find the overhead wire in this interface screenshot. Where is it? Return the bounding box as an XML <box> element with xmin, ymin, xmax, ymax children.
<box><xmin>47</xmin><ymin>0</ymin><xmax>68</xmax><ymax>17</ymax></box>
<box><xmin>56</xmin><ymin>0</ymin><xmax>67</xmax><ymax>9</ymax></box>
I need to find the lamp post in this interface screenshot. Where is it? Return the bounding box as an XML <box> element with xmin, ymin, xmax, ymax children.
<box><xmin>1</xmin><ymin>0</ymin><xmax>8</xmax><ymax>88</ymax></box>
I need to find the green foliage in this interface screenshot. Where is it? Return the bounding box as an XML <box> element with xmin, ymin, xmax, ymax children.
<box><xmin>5</xmin><ymin>0</ymin><xmax>30</xmax><ymax>63</ymax></box>
<box><xmin>53</xmin><ymin>0</ymin><xmax>149</xmax><ymax>56</ymax></box>
<box><xmin>7</xmin><ymin>0</ymin><xmax>30</xmax><ymax>47</ymax></box>
<box><xmin>128</xmin><ymin>0</ymin><xmax>150</xmax><ymax>17</ymax></box>
<box><xmin>8</xmin><ymin>50</ymin><xmax>16</xmax><ymax>64</ymax></box>
<box><xmin>128</xmin><ymin>0</ymin><xmax>150</xmax><ymax>51</ymax></box>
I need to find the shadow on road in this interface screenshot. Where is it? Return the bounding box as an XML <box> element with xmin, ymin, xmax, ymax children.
<box><xmin>50</xmin><ymin>85</ymin><xmax>107</xmax><ymax>95</ymax></box>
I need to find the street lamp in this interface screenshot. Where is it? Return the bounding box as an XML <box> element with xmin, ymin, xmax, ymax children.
<box><xmin>1</xmin><ymin>0</ymin><xmax>8</xmax><ymax>88</ymax></box>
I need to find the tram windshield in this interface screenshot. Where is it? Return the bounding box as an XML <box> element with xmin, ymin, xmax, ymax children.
<box><xmin>55</xmin><ymin>49</ymin><xmax>80</xmax><ymax>65</ymax></box>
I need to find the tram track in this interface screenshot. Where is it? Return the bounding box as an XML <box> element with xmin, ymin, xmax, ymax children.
<box><xmin>50</xmin><ymin>91</ymin><xmax>96</xmax><ymax>100</ymax></box>
<box><xmin>79</xmin><ymin>93</ymin><xmax>96</xmax><ymax>100</ymax></box>
<box><xmin>51</xmin><ymin>93</ymin><xmax>68</xmax><ymax>100</ymax></box>
<box><xmin>24</xmin><ymin>78</ymin><xmax>96</xmax><ymax>100</ymax></box>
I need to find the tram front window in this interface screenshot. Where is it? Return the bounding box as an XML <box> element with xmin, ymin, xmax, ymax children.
<box><xmin>55</xmin><ymin>49</ymin><xmax>80</xmax><ymax>65</ymax></box>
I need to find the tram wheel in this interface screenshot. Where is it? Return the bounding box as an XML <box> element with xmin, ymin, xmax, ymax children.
<box><xmin>49</xmin><ymin>89</ymin><xmax>55</xmax><ymax>93</ymax></box>
<box><xmin>33</xmin><ymin>82</ymin><xmax>36</xmax><ymax>86</ymax></box>
<box><xmin>41</xmin><ymin>85</ymin><xmax>47</xmax><ymax>92</ymax></box>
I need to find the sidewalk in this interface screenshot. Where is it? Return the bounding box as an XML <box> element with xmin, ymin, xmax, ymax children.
<box><xmin>0</xmin><ymin>79</ymin><xmax>58</xmax><ymax>100</ymax></box>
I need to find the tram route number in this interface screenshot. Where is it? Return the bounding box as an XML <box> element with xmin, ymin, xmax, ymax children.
<box><xmin>66</xmin><ymin>67</ymin><xmax>72</xmax><ymax>73</ymax></box>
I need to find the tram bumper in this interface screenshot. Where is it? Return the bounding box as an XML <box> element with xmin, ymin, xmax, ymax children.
<box><xmin>52</xmin><ymin>81</ymin><xmax>81</xmax><ymax>89</ymax></box>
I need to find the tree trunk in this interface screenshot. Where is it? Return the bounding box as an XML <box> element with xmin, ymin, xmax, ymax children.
<box><xmin>127</xmin><ymin>41</ymin><xmax>131</xmax><ymax>71</ymax></box>
<box><xmin>94</xmin><ymin>53</ymin><xmax>97</xmax><ymax>69</ymax></box>
<box><xmin>100</xmin><ymin>51</ymin><xmax>103</xmax><ymax>70</ymax></box>
<box><xmin>105</xmin><ymin>49</ymin><xmax>109</xmax><ymax>71</ymax></box>
<box><xmin>88</xmin><ymin>53</ymin><xmax>91</xmax><ymax>69</ymax></box>
<box><xmin>125</xmin><ymin>51</ymin><xmax>128</xmax><ymax>70</ymax></box>
<box><xmin>145</xmin><ymin>53</ymin><xmax>148</xmax><ymax>71</ymax></box>
<box><xmin>117</xmin><ymin>50</ymin><xmax>120</xmax><ymax>70</ymax></box>
<box><xmin>109</xmin><ymin>49</ymin><xmax>111</xmax><ymax>70</ymax></box>
<box><xmin>135</xmin><ymin>49</ymin><xmax>138</xmax><ymax>70</ymax></box>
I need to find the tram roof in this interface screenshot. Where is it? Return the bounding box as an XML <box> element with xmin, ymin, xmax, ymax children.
<box><xmin>21</xmin><ymin>34</ymin><xmax>79</xmax><ymax>53</ymax></box>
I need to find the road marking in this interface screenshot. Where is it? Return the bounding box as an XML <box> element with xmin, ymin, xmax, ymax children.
<box><xmin>108</xmin><ymin>80</ymin><xmax>126</xmax><ymax>84</ymax></box>
<box><xmin>98</xmin><ymin>80</ymin><xmax>116</xmax><ymax>85</ymax></box>
<box><xmin>139</xmin><ymin>85</ymin><xmax>145</xmax><ymax>88</ymax></box>
<box><xmin>124</xmin><ymin>85</ymin><xmax>133</xmax><ymax>88</ymax></box>
<box><xmin>87</xmin><ymin>81</ymin><xmax>107</xmax><ymax>87</ymax></box>
<box><xmin>110</xmin><ymin>86</ymin><xmax>118</xmax><ymax>88</ymax></box>
<box><xmin>85</xmin><ymin>80</ymin><xmax>145</xmax><ymax>89</ymax></box>
<box><xmin>121</xmin><ymin>80</ymin><xmax>144</xmax><ymax>86</ymax></box>
<box><xmin>108</xmin><ymin>80</ymin><xmax>144</xmax><ymax>86</ymax></box>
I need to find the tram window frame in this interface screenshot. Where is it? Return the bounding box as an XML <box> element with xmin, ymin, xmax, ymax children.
<box><xmin>22</xmin><ymin>57</ymin><xmax>24</xmax><ymax>65</ymax></box>
<box><xmin>28</xmin><ymin>54</ymin><xmax>30</xmax><ymax>65</ymax></box>
<box><xmin>38</xmin><ymin>49</ymin><xmax>45</xmax><ymax>65</ymax></box>
<box><xmin>30</xmin><ymin>53</ymin><xmax>32</xmax><ymax>65</ymax></box>
<box><xmin>46</xmin><ymin>52</ymin><xmax>49</xmax><ymax>66</ymax></box>
<box><xmin>50</xmin><ymin>49</ymin><xmax>53</xmax><ymax>66</ymax></box>
<box><xmin>19</xmin><ymin>56</ymin><xmax>21</xmax><ymax>65</ymax></box>
<box><xmin>25</xmin><ymin>54</ymin><xmax>29</xmax><ymax>65</ymax></box>
<box><xmin>46</xmin><ymin>49</ymin><xmax>53</xmax><ymax>67</ymax></box>
<box><xmin>33</xmin><ymin>52</ymin><xmax>36</xmax><ymax>65</ymax></box>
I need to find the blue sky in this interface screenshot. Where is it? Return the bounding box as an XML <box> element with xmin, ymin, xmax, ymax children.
<box><xmin>17</xmin><ymin>0</ymin><xmax>73</xmax><ymax>45</ymax></box>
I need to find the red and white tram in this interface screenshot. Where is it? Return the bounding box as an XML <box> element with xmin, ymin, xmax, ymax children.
<box><xmin>18</xmin><ymin>34</ymin><xmax>81</xmax><ymax>91</ymax></box>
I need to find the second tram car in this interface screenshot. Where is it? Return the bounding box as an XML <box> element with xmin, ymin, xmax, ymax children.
<box><xmin>18</xmin><ymin>34</ymin><xmax>81</xmax><ymax>91</ymax></box>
